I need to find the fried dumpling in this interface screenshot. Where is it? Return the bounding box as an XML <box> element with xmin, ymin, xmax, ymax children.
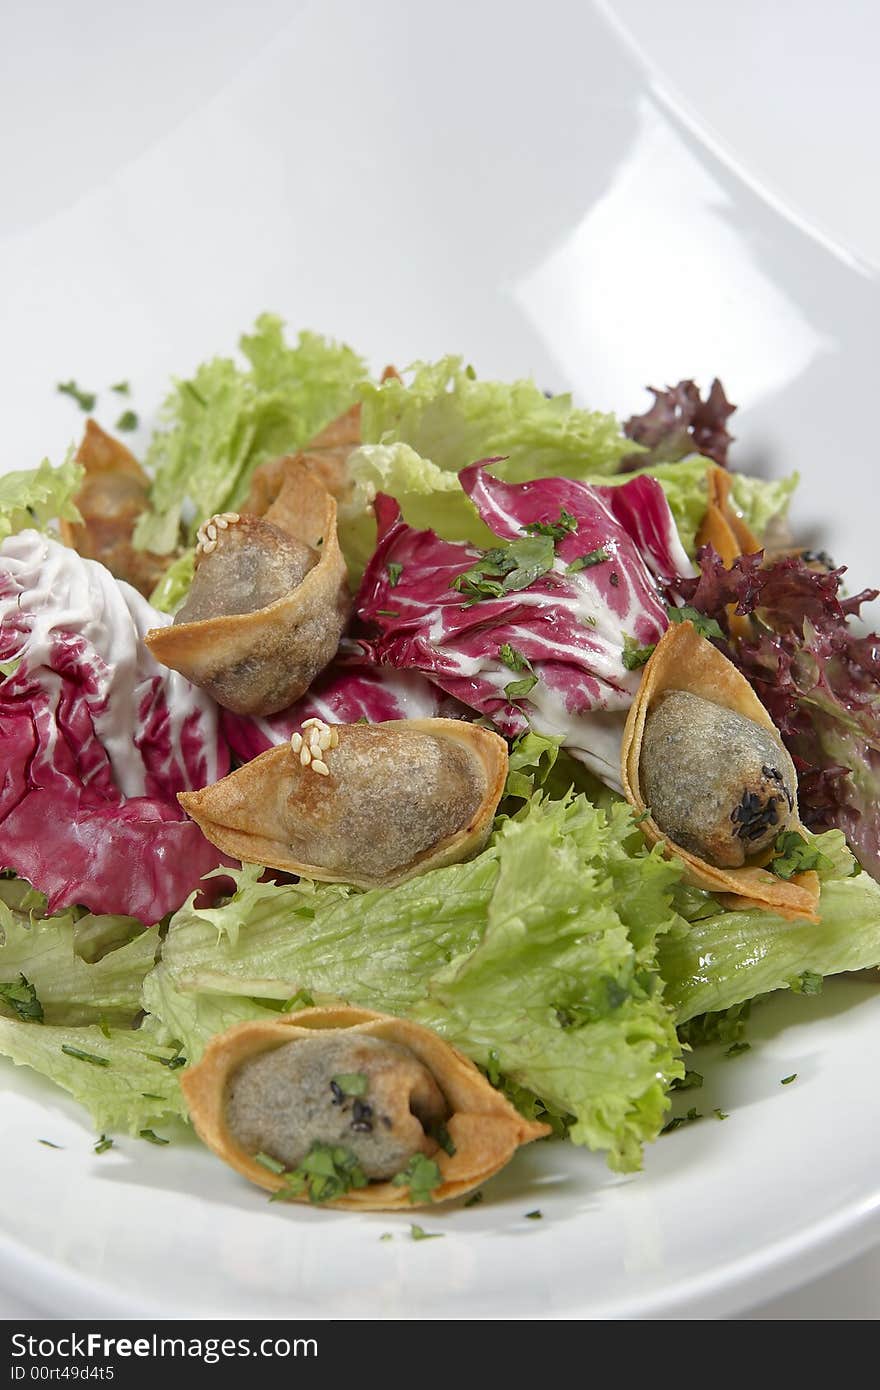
<box><xmin>60</xmin><ymin>419</ymin><xmax>172</xmax><ymax>596</ymax></box>
<box><xmin>145</xmin><ymin>465</ymin><xmax>350</xmax><ymax>716</ymax></box>
<box><xmin>178</xmin><ymin>717</ymin><xmax>508</xmax><ymax>887</ymax></box>
<box><xmin>181</xmin><ymin>1006</ymin><xmax>549</xmax><ymax>1209</ymax></box>
<box><xmin>621</xmin><ymin>620</ymin><xmax>820</xmax><ymax>920</ymax></box>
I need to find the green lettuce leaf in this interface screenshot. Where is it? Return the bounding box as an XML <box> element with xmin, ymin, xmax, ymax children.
<box><xmin>0</xmin><ymin>456</ymin><xmax>83</xmax><ymax>544</ymax></box>
<box><xmin>134</xmin><ymin>315</ymin><xmax>369</xmax><ymax>554</ymax></box>
<box><xmin>0</xmin><ymin>885</ymin><xmax>156</xmax><ymax>1026</ymax></box>
<box><xmin>360</xmin><ymin>357</ymin><xmax>631</xmax><ymax>480</ymax></box>
<box><xmin>151</xmin><ymin>796</ymin><xmax>684</xmax><ymax>1171</ymax></box>
<box><xmin>149</xmin><ymin>548</ymin><xmax>196</xmax><ymax>614</ymax></box>
<box><xmin>0</xmin><ymin>1015</ymin><xmax>186</xmax><ymax>1133</ymax></box>
<box><xmin>660</xmin><ymin>831</ymin><xmax>880</xmax><ymax>1021</ymax></box>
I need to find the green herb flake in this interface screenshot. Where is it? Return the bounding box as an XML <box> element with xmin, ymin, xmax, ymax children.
<box><xmin>523</xmin><ymin>509</ymin><xmax>578</xmax><ymax>543</ymax></box>
<box><xmin>666</xmin><ymin>605</ymin><xmax>725</xmax><ymax>642</ymax></box>
<box><xmin>464</xmin><ymin>1190</ymin><xmax>483</xmax><ymax>1208</ymax></box>
<box><xmin>146</xmin><ymin>1050</ymin><xmax>187</xmax><ymax>1070</ymax></box>
<box><xmin>567</xmin><ymin>547</ymin><xmax>610</xmax><ymax>573</ymax></box>
<box><xmin>431</xmin><ymin>1123</ymin><xmax>457</xmax><ymax>1158</ymax></box>
<box><xmin>330</xmin><ymin>1072</ymin><xmax>368</xmax><ymax>1098</ymax></box>
<box><xmin>780</xmin><ymin>1073</ymin><xmax>798</xmax><ymax>1086</ymax></box>
<box><xmin>789</xmin><ymin>970</ymin><xmax>824</xmax><ymax>996</ymax></box>
<box><xmin>94</xmin><ymin>1136</ymin><xmax>114</xmax><ymax>1154</ymax></box>
<box><xmin>451</xmin><ymin>535</ymin><xmax>555</xmax><ymax>604</ymax></box>
<box><xmin>662</xmin><ymin>1107</ymin><xmax>702</xmax><ymax>1134</ymax></box>
<box><xmin>271</xmin><ymin>1143</ymin><xmax>368</xmax><ymax>1205</ymax></box>
<box><xmin>110</xmin><ymin>381</ymin><xmax>130</xmax><ymax>395</ymax></box>
<box><xmin>392</xmin><ymin>1153</ymin><xmax>442</xmax><ymax>1205</ymax></box>
<box><xmin>725</xmin><ymin>1041</ymin><xmax>752</xmax><ymax>1059</ymax></box>
<box><xmin>504</xmin><ymin>673</ymin><xmax>539</xmax><ymax>702</ymax></box>
<box><xmin>379</xmin><ymin>1232</ymin><xmax>393</xmax><ymax>1242</ymax></box>
<box><xmin>38</xmin><ymin>1139</ymin><xmax>63</xmax><ymax>1149</ymax></box>
<box><xmin>499</xmin><ymin>643</ymin><xmax>533</xmax><ymax>673</ymax></box>
<box><xmin>57</xmin><ymin>380</ymin><xmax>96</xmax><ymax>412</ymax></box>
<box><xmin>632</xmin><ymin>809</ymin><xmax>651</xmax><ymax>825</ymax></box>
<box><xmin>671</xmin><ymin>1069</ymin><xmax>704</xmax><ymax>1092</ymax></box>
<box><xmin>486</xmin><ymin>1048</ymin><xmax>502</xmax><ymax>1086</ymax></box>
<box><xmin>141</xmin><ymin>1093</ymin><xmax>163</xmax><ymax>1100</ymax></box>
<box><xmin>61</xmin><ymin>1044</ymin><xmax>110</xmax><ymax>1068</ymax></box>
<box><xmin>281</xmin><ymin>988</ymin><xmax>315</xmax><ymax>1012</ymax></box>
<box><xmin>98</xmin><ymin>1016</ymin><xmax>111</xmax><ymax>1040</ymax></box>
<box><xmin>410</xmin><ymin>1224</ymin><xmax>444</xmax><ymax>1241</ymax></box>
<box><xmin>771</xmin><ymin>832</ymin><xmax>832</xmax><ymax>881</ymax></box>
<box><xmin>376</xmin><ymin>609</ymin><xmax>399</xmax><ymax>618</ymax></box>
<box><xmin>713</xmin><ymin>1108</ymin><xmax>729</xmax><ymax>1121</ymax></box>
<box><xmin>139</xmin><ymin>1129</ymin><xmax>170</xmax><ymax>1146</ymax></box>
<box><xmin>621</xmin><ymin>635</ymin><xmax>656</xmax><ymax>671</ymax></box>
<box><xmin>0</xmin><ymin>974</ymin><xmax>44</xmax><ymax>1023</ymax></box>
<box><xmin>115</xmin><ymin>410</ymin><xmax>139</xmax><ymax>432</ymax></box>
<box><xmin>525</xmin><ymin>1209</ymin><xmax>543</xmax><ymax>1220</ymax></box>
<box><xmin>255</xmin><ymin>1151</ymin><xmax>286</xmax><ymax>1174</ymax></box>
<box><xmin>387</xmin><ymin>562</ymin><xmax>403</xmax><ymax>587</ymax></box>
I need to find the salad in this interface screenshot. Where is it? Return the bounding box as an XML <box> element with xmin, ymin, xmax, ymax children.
<box><xmin>2</xmin><ymin>314</ymin><xmax>879</xmax><ymax>1210</ymax></box>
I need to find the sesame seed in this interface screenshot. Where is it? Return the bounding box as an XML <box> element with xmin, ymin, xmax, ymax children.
<box><xmin>300</xmin><ymin>745</ymin><xmax>312</xmax><ymax>766</ymax></box>
<box><xmin>290</xmin><ymin>733</ymin><xmax>303</xmax><ymax>753</ymax></box>
<box><xmin>318</xmin><ymin>729</ymin><xmax>331</xmax><ymax>751</ymax></box>
<box><xmin>301</xmin><ymin>718</ymin><xmax>323</xmax><ymax>730</ymax></box>
<box><xmin>329</xmin><ymin>729</ymin><xmax>340</xmax><ymax>748</ymax></box>
<box><xmin>200</xmin><ymin>539</ymin><xmax>217</xmax><ymax>555</ymax></box>
<box><xmin>215</xmin><ymin>516</ymin><xmax>229</xmax><ymax>530</ymax></box>
<box><xmin>224</xmin><ymin>512</ymin><xmax>240</xmax><ymax>524</ymax></box>
<box><xmin>206</xmin><ymin>523</ymin><xmax>218</xmax><ymax>541</ymax></box>
<box><xmin>312</xmin><ymin>759</ymin><xmax>330</xmax><ymax>776</ymax></box>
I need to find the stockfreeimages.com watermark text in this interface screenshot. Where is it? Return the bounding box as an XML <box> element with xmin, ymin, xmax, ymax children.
<box><xmin>10</xmin><ymin>1333</ymin><xmax>317</xmax><ymax>1371</ymax></box>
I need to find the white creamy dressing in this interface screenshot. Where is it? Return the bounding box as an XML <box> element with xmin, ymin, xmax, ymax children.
<box><xmin>0</xmin><ymin>531</ymin><xmax>223</xmax><ymax>796</ymax></box>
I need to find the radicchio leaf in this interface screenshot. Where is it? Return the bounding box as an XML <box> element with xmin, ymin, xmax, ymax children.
<box><xmin>0</xmin><ymin>532</ymin><xmax>234</xmax><ymax>922</ymax></box>
<box><xmin>623</xmin><ymin>379</ymin><xmax>736</xmax><ymax>470</ymax></box>
<box><xmin>353</xmin><ymin>462</ymin><xmax>693</xmax><ymax>787</ymax></box>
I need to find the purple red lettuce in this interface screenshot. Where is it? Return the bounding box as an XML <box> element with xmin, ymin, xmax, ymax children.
<box><xmin>623</xmin><ymin>379</ymin><xmax>736</xmax><ymax>469</ymax></box>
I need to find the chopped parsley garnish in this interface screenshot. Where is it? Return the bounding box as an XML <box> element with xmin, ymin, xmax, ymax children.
<box><xmin>666</xmin><ymin>605</ymin><xmax>725</xmax><ymax>642</ymax></box>
<box><xmin>499</xmin><ymin>643</ymin><xmax>532</xmax><ymax>673</ymax></box>
<box><xmin>139</xmin><ymin>1129</ymin><xmax>170</xmax><ymax>1146</ymax></box>
<box><xmin>0</xmin><ymin>974</ymin><xmax>44</xmax><ymax>1023</ymax></box>
<box><xmin>331</xmin><ymin>1072</ymin><xmax>368</xmax><ymax>1098</ymax></box>
<box><xmin>146</xmin><ymin>1049</ymin><xmax>186</xmax><ymax>1070</ymax></box>
<box><xmin>567</xmin><ymin>547</ymin><xmax>609</xmax><ymax>573</ymax></box>
<box><xmin>780</xmin><ymin>1074</ymin><xmax>798</xmax><ymax>1086</ymax></box>
<box><xmin>115</xmin><ymin>410</ymin><xmax>138</xmax><ymax>432</ymax></box>
<box><xmin>410</xmin><ymin>1224</ymin><xmax>444</xmax><ymax>1241</ymax></box>
<box><xmin>281</xmin><ymin>988</ymin><xmax>315</xmax><ymax>1012</ymax></box>
<box><xmin>98</xmin><ymin>1016</ymin><xmax>111</xmax><ymax>1039</ymax></box>
<box><xmin>392</xmin><ymin>1153</ymin><xmax>442</xmax><ymax>1205</ymax></box>
<box><xmin>713</xmin><ymin>1108</ymin><xmax>729</xmax><ymax>1121</ymax></box>
<box><xmin>271</xmin><ymin>1143</ymin><xmax>368</xmax><ymax>1205</ymax></box>
<box><xmin>662</xmin><ymin>1107</ymin><xmax>702</xmax><ymax>1134</ymax></box>
<box><xmin>632</xmin><ymin>809</ymin><xmax>651</xmax><ymax>824</ymax></box>
<box><xmin>38</xmin><ymin>1139</ymin><xmax>63</xmax><ymax>1149</ymax></box>
<box><xmin>770</xmin><ymin>831</ymin><xmax>831</xmax><ymax>880</ymax></box>
<box><xmin>464</xmin><ymin>1190</ymin><xmax>483</xmax><ymax>1208</ymax></box>
<box><xmin>379</xmin><ymin>1233</ymin><xmax>393</xmax><ymax>1242</ymax></box>
<box><xmin>94</xmin><ymin>1136</ymin><xmax>114</xmax><ymax>1154</ymax></box>
<box><xmin>725</xmin><ymin>1041</ymin><xmax>751</xmax><ymax>1059</ymax></box>
<box><xmin>387</xmin><ymin>561</ymin><xmax>403</xmax><ymax>587</ymax></box>
<box><xmin>524</xmin><ymin>1209</ymin><xmax>543</xmax><ymax>1220</ymax></box>
<box><xmin>621</xmin><ymin>635</ymin><xmax>655</xmax><ymax>671</ymax></box>
<box><xmin>523</xmin><ymin>509</ymin><xmax>578</xmax><ymax>542</ymax></box>
<box><xmin>671</xmin><ymin>1070</ymin><xmax>704</xmax><ymax>1092</ymax></box>
<box><xmin>451</xmin><ymin>535</ymin><xmax>555</xmax><ymax>604</ymax></box>
<box><xmin>110</xmin><ymin>381</ymin><xmax>130</xmax><ymax>395</ymax></box>
<box><xmin>61</xmin><ymin>1044</ymin><xmax>109</xmax><ymax>1068</ymax></box>
<box><xmin>789</xmin><ymin>970</ymin><xmax>823</xmax><ymax>996</ymax></box>
<box><xmin>504</xmin><ymin>673</ymin><xmax>539</xmax><ymax>701</ymax></box>
<box><xmin>431</xmin><ymin>1123</ymin><xmax>456</xmax><ymax>1157</ymax></box>
<box><xmin>376</xmin><ymin>609</ymin><xmax>399</xmax><ymax>618</ymax></box>
<box><xmin>57</xmin><ymin>380</ymin><xmax>96</xmax><ymax>411</ymax></box>
<box><xmin>486</xmin><ymin>1048</ymin><xmax>502</xmax><ymax>1086</ymax></box>
<box><xmin>141</xmin><ymin>1093</ymin><xmax>163</xmax><ymax>1101</ymax></box>
<box><xmin>255</xmin><ymin>1151</ymin><xmax>286</xmax><ymax>1175</ymax></box>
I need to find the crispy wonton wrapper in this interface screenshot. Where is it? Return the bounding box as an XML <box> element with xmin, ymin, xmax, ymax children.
<box><xmin>621</xmin><ymin>621</ymin><xmax>820</xmax><ymax>920</ymax></box>
<box><xmin>181</xmin><ymin>1006</ymin><xmax>549</xmax><ymax>1209</ymax></box>
<box><xmin>694</xmin><ymin>466</ymin><xmax>763</xmax><ymax>641</ymax></box>
<box><xmin>60</xmin><ymin>419</ymin><xmax>171</xmax><ymax>596</ymax></box>
<box><xmin>178</xmin><ymin>717</ymin><xmax>508</xmax><ymax>887</ymax></box>
<box><xmin>145</xmin><ymin>462</ymin><xmax>349</xmax><ymax>715</ymax></box>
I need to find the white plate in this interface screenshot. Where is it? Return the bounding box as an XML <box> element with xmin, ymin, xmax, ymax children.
<box><xmin>2</xmin><ymin>0</ymin><xmax>879</xmax><ymax>1320</ymax></box>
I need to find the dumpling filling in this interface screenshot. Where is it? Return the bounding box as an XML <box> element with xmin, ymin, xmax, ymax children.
<box><xmin>175</xmin><ymin>514</ymin><xmax>317</xmax><ymax>624</ymax></box>
<box><xmin>640</xmin><ymin>689</ymin><xmax>797</xmax><ymax>868</ymax></box>
<box><xmin>224</xmin><ymin>1033</ymin><xmax>448</xmax><ymax>1179</ymax></box>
